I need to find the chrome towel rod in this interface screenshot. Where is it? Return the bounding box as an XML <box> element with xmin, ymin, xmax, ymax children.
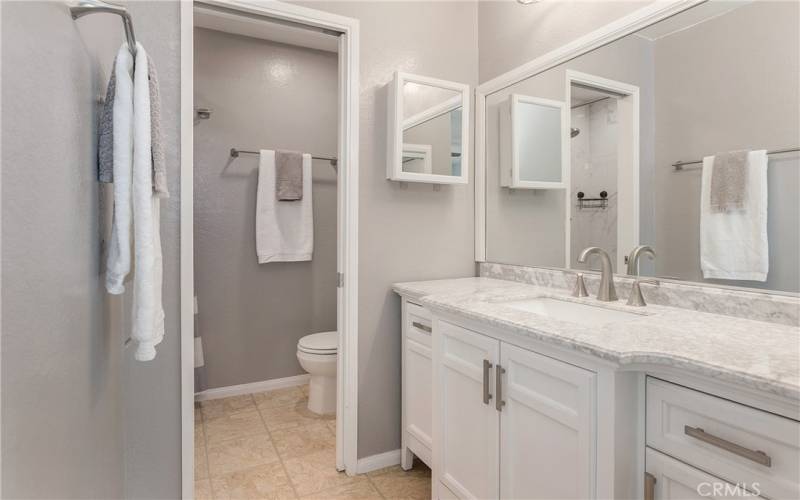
<box><xmin>70</xmin><ymin>0</ymin><xmax>137</xmax><ymax>58</ymax></box>
<box><xmin>672</xmin><ymin>147</ymin><xmax>800</xmax><ymax>170</ymax></box>
<box><xmin>230</xmin><ymin>148</ymin><xmax>338</xmax><ymax>168</ymax></box>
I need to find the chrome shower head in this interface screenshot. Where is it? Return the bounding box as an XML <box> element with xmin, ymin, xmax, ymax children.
<box><xmin>570</xmin><ymin>127</ymin><xmax>580</xmax><ymax>138</ymax></box>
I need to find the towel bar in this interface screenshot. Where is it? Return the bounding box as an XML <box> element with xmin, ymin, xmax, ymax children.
<box><xmin>70</xmin><ymin>0</ymin><xmax>137</xmax><ymax>58</ymax></box>
<box><xmin>672</xmin><ymin>147</ymin><xmax>799</xmax><ymax>170</ymax></box>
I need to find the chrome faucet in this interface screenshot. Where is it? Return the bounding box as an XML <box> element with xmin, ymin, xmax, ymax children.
<box><xmin>577</xmin><ymin>247</ymin><xmax>618</xmax><ymax>301</ymax></box>
<box><xmin>626</xmin><ymin>245</ymin><xmax>656</xmax><ymax>276</ymax></box>
<box><xmin>627</xmin><ymin>278</ymin><xmax>660</xmax><ymax>307</ymax></box>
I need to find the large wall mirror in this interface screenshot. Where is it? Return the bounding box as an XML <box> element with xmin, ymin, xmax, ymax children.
<box><xmin>480</xmin><ymin>0</ymin><xmax>800</xmax><ymax>294</ymax></box>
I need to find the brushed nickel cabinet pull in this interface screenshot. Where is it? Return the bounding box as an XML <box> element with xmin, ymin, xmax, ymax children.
<box><xmin>644</xmin><ymin>472</ymin><xmax>656</xmax><ymax>500</ymax></box>
<box><xmin>482</xmin><ymin>360</ymin><xmax>493</xmax><ymax>405</ymax></box>
<box><xmin>411</xmin><ymin>321</ymin><xmax>432</xmax><ymax>333</ymax></box>
<box><xmin>684</xmin><ymin>426</ymin><xmax>772</xmax><ymax>467</ymax></box>
<box><xmin>495</xmin><ymin>364</ymin><xmax>506</xmax><ymax>411</ymax></box>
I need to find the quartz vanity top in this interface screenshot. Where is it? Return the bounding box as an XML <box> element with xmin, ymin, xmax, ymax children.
<box><xmin>393</xmin><ymin>277</ymin><xmax>800</xmax><ymax>401</ymax></box>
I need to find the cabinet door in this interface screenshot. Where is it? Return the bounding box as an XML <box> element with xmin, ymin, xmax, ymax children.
<box><xmin>404</xmin><ymin>334</ymin><xmax>433</xmax><ymax>462</ymax></box>
<box><xmin>499</xmin><ymin>343</ymin><xmax>596</xmax><ymax>500</ymax></box>
<box><xmin>645</xmin><ymin>448</ymin><xmax>765</xmax><ymax>499</ymax></box>
<box><xmin>434</xmin><ymin>321</ymin><xmax>500</xmax><ymax>500</ymax></box>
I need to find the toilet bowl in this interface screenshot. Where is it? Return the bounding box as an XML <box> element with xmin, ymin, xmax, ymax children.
<box><xmin>297</xmin><ymin>331</ymin><xmax>338</xmax><ymax>415</ymax></box>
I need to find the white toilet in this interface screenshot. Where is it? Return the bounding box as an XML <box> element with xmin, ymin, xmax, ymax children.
<box><xmin>296</xmin><ymin>331</ymin><xmax>338</xmax><ymax>415</ymax></box>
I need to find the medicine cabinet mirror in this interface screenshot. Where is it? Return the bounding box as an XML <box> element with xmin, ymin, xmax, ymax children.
<box><xmin>500</xmin><ymin>94</ymin><xmax>567</xmax><ymax>189</ymax></box>
<box><xmin>387</xmin><ymin>71</ymin><xmax>470</xmax><ymax>184</ymax></box>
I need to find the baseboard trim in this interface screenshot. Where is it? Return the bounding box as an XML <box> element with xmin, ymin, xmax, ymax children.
<box><xmin>356</xmin><ymin>449</ymin><xmax>401</xmax><ymax>474</ymax></box>
<box><xmin>194</xmin><ymin>374</ymin><xmax>310</xmax><ymax>401</ymax></box>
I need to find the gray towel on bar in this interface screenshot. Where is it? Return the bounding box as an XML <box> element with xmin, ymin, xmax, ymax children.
<box><xmin>710</xmin><ymin>150</ymin><xmax>749</xmax><ymax>212</ymax></box>
<box><xmin>275</xmin><ymin>150</ymin><xmax>304</xmax><ymax>201</ymax></box>
<box><xmin>98</xmin><ymin>54</ymin><xmax>169</xmax><ymax>198</ymax></box>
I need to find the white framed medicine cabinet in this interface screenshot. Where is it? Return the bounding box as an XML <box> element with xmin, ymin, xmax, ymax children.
<box><xmin>500</xmin><ymin>94</ymin><xmax>567</xmax><ymax>189</ymax></box>
<box><xmin>387</xmin><ymin>71</ymin><xmax>470</xmax><ymax>184</ymax></box>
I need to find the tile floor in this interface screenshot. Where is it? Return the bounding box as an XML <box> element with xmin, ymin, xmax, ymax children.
<box><xmin>195</xmin><ymin>384</ymin><xmax>431</xmax><ymax>499</ymax></box>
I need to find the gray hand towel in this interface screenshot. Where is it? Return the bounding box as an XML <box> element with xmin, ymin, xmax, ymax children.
<box><xmin>98</xmin><ymin>55</ymin><xmax>169</xmax><ymax>198</ymax></box>
<box><xmin>710</xmin><ymin>150</ymin><xmax>749</xmax><ymax>212</ymax></box>
<box><xmin>275</xmin><ymin>150</ymin><xmax>304</xmax><ymax>201</ymax></box>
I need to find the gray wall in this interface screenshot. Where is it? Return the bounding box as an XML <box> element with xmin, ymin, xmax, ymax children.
<box><xmin>119</xmin><ymin>2</ymin><xmax>183</xmax><ymax>498</ymax></box>
<box><xmin>478</xmin><ymin>0</ymin><xmax>652</xmax><ymax>83</ymax></box>
<box><xmin>193</xmin><ymin>28</ymin><xmax>338</xmax><ymax>390</ymax></box>
<box><xmin>297</xmin><ymin>0</ymin><xmax>479</xmax><ymax>458</ymax></box>
<box><xmin>483</xmin><ymin>35</ymin><xmax>655</xmax><ymax>268</ymax></box>
<box><xmin>653</xmin><ymin>1</ymin><xmax>800</xmax><ymax>292</ymax></box>
<box><xmin>1</xmin><ymin>2</ymin><xmax>124</xmax><ymax>497</ymax></box>
<box><xmin>1</xmin><ymin>1</ymin><xmax>183</xmax><ymax>498</ymax></box>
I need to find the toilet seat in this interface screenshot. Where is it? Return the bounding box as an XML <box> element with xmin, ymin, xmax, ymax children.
<box><xmin>298</xmin><ymin>331</ymin><xmax>338</xmax><ymax>355</ymax></box>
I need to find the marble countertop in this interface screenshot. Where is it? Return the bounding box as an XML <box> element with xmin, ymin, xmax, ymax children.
<box><xmin>393</xmin><ymin>277</ymin><xmax>800</xmax><ymax>401</ymax></box>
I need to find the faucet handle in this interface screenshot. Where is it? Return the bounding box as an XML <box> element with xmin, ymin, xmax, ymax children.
<box><xmin>627</xmin><ymin>278</ymin><xmax>660</xmax><ymax>307</ymax></box>
<box><xmin>572</xmin><ymin>273</ymin><xmax>589</xmax><ymax>298</ymax></box>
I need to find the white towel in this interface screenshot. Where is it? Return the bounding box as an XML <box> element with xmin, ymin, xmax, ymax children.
<box><xmin>131</xmin><ymin>43</ymin><xmax>165</xmax><ymax>361</ymax></box>
<box><xmin>256</xmin><ymin>150</ymin><xmax>313</xmax><ymax>263</ymax></box>
<box><xmin>105</xmin><ymin>44</ymin><xmax>134</xmax><ymax>294</ymax></box>
<box><xmin>701</xmin><ymin>150</ymin><xmax>769</xmax><ymax>281</ymax></box>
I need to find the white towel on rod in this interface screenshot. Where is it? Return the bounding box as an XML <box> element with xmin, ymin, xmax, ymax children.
<box><xmin>105</xmin><ymin>44</ymin><xmax>134</xmax><ymax>294</ymax></box>
<box><xmin>256</xmin><ymin>150</ymin><xmax>313</xmax><ymax>263</ymax></box>
<box><xmin>700</xmin><ymin>150</ymin><xmax>769</xmax><ymax>281</ymax></box>
<box><xmin>131</xmin><ymin>42</ymin><xmax>165</xmax><ymax>361</ymax></box>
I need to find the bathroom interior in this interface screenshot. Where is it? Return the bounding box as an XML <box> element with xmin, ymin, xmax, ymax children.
<box><xmin>1</xmin><ymin>1</ymin><xmax>799</xmax><ymax>500</ymax></box>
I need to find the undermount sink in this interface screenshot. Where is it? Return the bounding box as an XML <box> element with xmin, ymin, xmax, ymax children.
<box><xmin>500</xmin><ymin>297</ymin><xmax>645</xmax><ymax>327</ymax></box>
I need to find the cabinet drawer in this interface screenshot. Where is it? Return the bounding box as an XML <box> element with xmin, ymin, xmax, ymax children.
<box><xmin>646</xmin><ymin>378</ymin><xmax>799</xmax><ymax>499</ymax></box>
<box><xmin>646</xmin><ymin>447</ymin><xmax>764</xmax><ymax>499</ymax></box>
<box><xmin>406</xmin><ymin>301</ymin><xmax>432</xmax><ymax>347</ymax></box>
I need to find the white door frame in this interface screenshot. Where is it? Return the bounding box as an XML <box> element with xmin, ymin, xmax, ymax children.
<box><xmin>180</xmin><ymin>1</ymin><xmax>360</xmax><ymax>495</ymax></box>
<box><xmin>564</xmin><ymin>70</ymin><xmax>640</xmax><ymax>271</ymax></box>
<box><xmin>474</xmin><ymin>0</ymin><xmax>704</xmax><ymax>262</ymax></box>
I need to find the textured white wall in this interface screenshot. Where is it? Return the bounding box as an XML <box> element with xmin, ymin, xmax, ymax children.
<box><xmin>478</xmin><ymin>0</ymin><xmax>653</xmax><ymax>83</ymax></box>
<box><xmin>297</xmin><ymin>0</ymin><xmax>479</xmax><ymax>458</ymax></box>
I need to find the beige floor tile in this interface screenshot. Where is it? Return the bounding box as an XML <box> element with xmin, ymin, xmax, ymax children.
<box><xmin>204</xmin><ymin>409</ymin><xmax>267</xmax><ymax>446</ymax></box>
<box><xmin>325</xmin><ymin>419</ymin><xmax>337</xmax><ymax>435</ymax></box>
<box><xmin>207</xmin><ymin>434</ymin><xmax>280</xmax><ymax>477</ymax></box>
<box><xmin>270</xmin><ymin>422</ymin><xmax>335</xmax><ymax>460</ymax></box>
<box><xmin>195</xmin><ymin>424</ymin><xmax>206</xmax><ymax>447</ymax></box>
<box><xmin>369</xmin><ymin>465</ymin><xmax>432</xmax><ymax>500</ymax></box>
<box><xmin>195</xmin><ymin>444</ymin><xmax>210</xmax><ymax>481</ymax></box>
<box><xmin>283</xmin><ymin>448</ymin><xmax>362</xmax><ymax>496</ymax></box>
<box><xmin>301</xmin><ymin>480</ymin><xmax>382</xmax><ymax>500</ymax></box>
<box><xmin>254</xmin><ymin>386</ymin><xmax>308</xmax><ymax>410</ymax></box>
<box><xmin>259</xmin><ymin>402</ymin><xmax>332</xmax><ymax>432</ymax></box>
<box><xmin>211</xmin><ymin>462</ymin><xmax>297</xmax><ymax>500</ymax></box>
<box><xmin>367</xmin><ymin>464</ymin><xmax>431</xmax><ymax>479</ymax></box>
<box><xmin>201</xmin><ymin>395</ymin><xmax>256</xmax><ymax>421</ymax></box>
<box><xmin>195</xmin><ymin>406</ymin><xmax>203</xmax><ymax>424</ymax></box>
<box><xmin>195</xmin><ymin>479</ymin><xmax>213</xmax><ymax>500</ymax></box>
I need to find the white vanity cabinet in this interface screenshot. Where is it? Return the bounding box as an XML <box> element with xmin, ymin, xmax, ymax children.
<box><xmin>433</xmin><ymin>320</ymin><xmax>597</xmax><ymax>500</ymax></box>
<box><xmin>401</xmin><ymin>300</ymin><xmax>434</xmax><ymax>468</ymax></box>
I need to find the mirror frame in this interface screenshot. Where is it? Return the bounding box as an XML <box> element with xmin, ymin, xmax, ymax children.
<box><xmin>387</xmin><ymin>71</ymin><xmax>470</xmax><ymax>184</ymax></box>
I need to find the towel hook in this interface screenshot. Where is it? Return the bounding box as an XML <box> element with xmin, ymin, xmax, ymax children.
<box><xmin>70</xmin><ymin>0</ymin><xmax>137</xmax><ymax>58</ymax></box>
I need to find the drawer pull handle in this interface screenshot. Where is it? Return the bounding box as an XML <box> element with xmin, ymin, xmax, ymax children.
<box><xmin>684</xmin><ymin>426</ymin><xmax>772</xmax><ymax>467</ymax></box>
<box><xmin>411</xmin><ymin>321</ymin><xmax>432</xmax><ymax>333</ymax></box>
<box><xmin>495</xmin><ymin>364</ymin><xmax>506</xmax><ymax>411</ymax></box>
<box><xmin>482</xmin><ymin>360</ymin><xmax>493</xmax><ymax>405</ymax></box>
<box><xmin>644</xmin><ymin>472</ymin><xmax>656</xmax><ymax>500</ymax></box>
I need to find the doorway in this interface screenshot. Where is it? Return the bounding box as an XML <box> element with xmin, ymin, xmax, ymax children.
<box><xmin>565</xmin><ymin>71</ymin><xmax>640</xmax><ymax>272</ymax></box>
<box><xmin>180</xmin><ymin>1</ymin><xmax>360</xmax><ymax>496</ymax></box>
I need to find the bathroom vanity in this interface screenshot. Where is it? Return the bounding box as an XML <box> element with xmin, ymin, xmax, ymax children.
<box><xmin>394</xmin><ymin>272</ymin><xmax>799</xmax><ymax>500</ymax></box>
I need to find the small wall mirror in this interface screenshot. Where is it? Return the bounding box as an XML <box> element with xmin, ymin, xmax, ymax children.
<box><xmin>387</xmin><ymin>72</ymin><xmax>470</xmax><ymax>184</ymax></box>
<box><xmin>500</xmin><ymin>94</ymin><xmax>566</xmax><ymax>189</ymax></box>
